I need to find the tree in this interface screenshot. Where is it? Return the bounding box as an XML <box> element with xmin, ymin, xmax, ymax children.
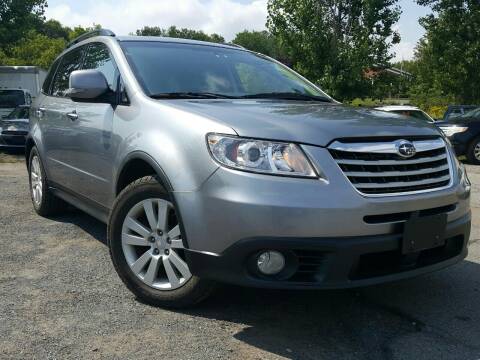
<box><xmin>135</xmin><ymin>26</ymin><xmax>225</xmax><ymax>43</ymax></box>
<box><xmin>411</xmin><ymin>0</ymin><xmax>480</xmax><ymax>105</ymax></box>
<box><xmin>233</xmin><ymin>30</ymin><xmax>276</xmax><ymax>56</ymax></box>
<box><xmin>0</xmin><ymin>0</ymin><xmax>47</xmax><ymax>48</ymax></box>
<box><xmin>0</xmin><ymin>30</ymin><xmax>65</xmax><ymax>69</ymax></box>
<box><xmin>39</xmin><ymin>19</ymin><xmax>70</xmax><ymax>40</ymax></box>
<box><xmin>267</xmin><ymin>0</ymin><xmax>401</xmax><ymax>100</ymax></box>
<box><xmin>0</xmin><ymin>24</ymin><xmax>102</xmax><ymax>69</ymax></box>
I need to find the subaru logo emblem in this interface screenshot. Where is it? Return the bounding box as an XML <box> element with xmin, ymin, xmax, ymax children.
<box><xmin>396</xmin><ymin>140</ymin><xmax>416</xmax><ymax>158</ymax></box>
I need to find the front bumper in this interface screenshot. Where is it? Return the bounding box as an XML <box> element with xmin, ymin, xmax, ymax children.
<box><xmin>0</xmin><ymin>131</ymin><xmax>27</xmax><ymax>148</ymax></box>
<box><xmin>175</xmin><ymin>145</ymin><xmax>471</xmax><ymax>289</ymax></box>
<box><xmin>186</xmin><ymin>212</ymin><xmax>470</xmax><ymax>289</ymax></box>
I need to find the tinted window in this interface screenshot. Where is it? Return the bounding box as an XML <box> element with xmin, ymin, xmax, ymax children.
<box><xmin>121</xmin><ymin>42</ymin><xmax>328</xmax><ymax>98</ymax></box>
<box><xmin>51</xmin><ymin>46</ymin><xmax>84</xmax><ymax>97</ymax></box>
<box><xmin>82</xmin><ymin>43</ymin><xmax>117</xmax><ymax>90</ymax></box>
<box><xmin>6</xmin><ymin>106</ymin><xmax>29</xmax><ymax>119</ymax></box>
<box><xmin>0</xmin><ymin>90</ymin><xmax>25</xmax><ymax>108</ymax></box>
<box><xmin>42</xmin><ymin>58</ymin><xmax>61</xmax><ymax>94</ymax></box>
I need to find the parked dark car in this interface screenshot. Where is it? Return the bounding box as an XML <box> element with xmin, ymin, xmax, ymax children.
<box><xmin>443</xmin><ymin>105</ymin><xmax>479</xmax><ymax>121</ymax></box>
<box><xmin>0</xmin><ymin>105</ymin><xmax>30</xmax><ymax>148</ymax></box>
<box><xmin>437</xmin><ymin>107</ymin><xmax>480</xmax><ymax>164</ymax></box>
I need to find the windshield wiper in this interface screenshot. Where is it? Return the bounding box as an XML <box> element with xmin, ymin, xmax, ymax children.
<box><xmin>239</xmin><ymin>92</ymin><xmax>332</xmax><ymax>102</ymax></box>
<box><xmin>150</xmin><ymin>92</ymin><xmax>236</xmax><ymax>99</ymax></box>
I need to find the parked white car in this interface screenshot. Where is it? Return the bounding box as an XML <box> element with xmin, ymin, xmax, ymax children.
<box><xmin>375</xmin><ymin>105</ymin><xmax>435</xmax><ymax>123</ymax></box>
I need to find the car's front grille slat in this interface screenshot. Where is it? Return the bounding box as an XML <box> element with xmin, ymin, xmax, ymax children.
<box><xmin>354</xmin><ymin>174</ymin><xmax>451</xmax><ymax>189</ymax></box>
<box><xmin>334</xmin><ymin>152</ymin><xmax>448</xmax><ymax>166</ymax></box>
<box><xmin>343</xmin><ymin>163</ymin><xmax>450</xmax><ymax>177</ymax></box>
<box><xmin>328</xmin><ymin>138</ymin><xmax>452</xmax><ymax>196</ymax></box>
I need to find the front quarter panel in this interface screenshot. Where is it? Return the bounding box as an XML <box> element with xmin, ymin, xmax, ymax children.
<box><xmin>112</xmin><ymin>95</ymin><xmax>237</xmax><ymax>200</ymax></box>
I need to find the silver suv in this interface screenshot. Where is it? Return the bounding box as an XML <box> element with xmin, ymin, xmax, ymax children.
<box><xmin>27</xmin><ymin>29</ymin><xmax>472</xmax><ymax>308</ymax></box>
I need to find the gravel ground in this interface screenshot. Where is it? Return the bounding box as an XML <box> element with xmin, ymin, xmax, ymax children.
<box><xmin>1</xmin><ymin>155</ymin><xmax>480</xmax><ymax>360</ymax></box>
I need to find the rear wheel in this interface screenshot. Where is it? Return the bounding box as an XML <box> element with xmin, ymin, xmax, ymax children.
<box><xmin>28</xmin><ymin>147</ymin><xmax>66</xmax><ymax>216</ymax></box>
<box><xmin>467</xmin><ymin>137</ymin><xmax>480</xmax><ymax>165</ymax></box>
<box><xmin>108</xmin><ymin>176</ymin><xmax>215</xmax><ymax>308</ymax></box>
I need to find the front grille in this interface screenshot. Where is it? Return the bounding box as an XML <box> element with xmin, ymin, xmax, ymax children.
<box><xmin>329</xmin><ymin>137</ymin><xmax>452</xmax><ymax>195</ymax></box>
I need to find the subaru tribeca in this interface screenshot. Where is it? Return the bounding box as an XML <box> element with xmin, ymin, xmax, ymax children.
<box><xmin>27</xmin><ymin>29</ymin><xmax>471</xmax><ymax>308</ymax></box>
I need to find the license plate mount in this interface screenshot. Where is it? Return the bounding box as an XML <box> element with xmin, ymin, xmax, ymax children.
<box><xmin>402</xmin><ymin>213</ymin><xmax>447</xmax><ymax>254</ymax></box>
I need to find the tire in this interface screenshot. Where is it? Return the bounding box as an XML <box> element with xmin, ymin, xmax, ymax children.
<box><xmin>467</xmin><ymin>137</ymin><xmax>480</xmax><ymax>165</ymax></box>
<box><xmin>28</xmin><ymin>146</ymin><xmax>67</xmax><ymax>216</ymax></box>
<box><xmin>108</xmin><ymin>175</ymin><xmax>215</xmax><ymax>308</ymax></box>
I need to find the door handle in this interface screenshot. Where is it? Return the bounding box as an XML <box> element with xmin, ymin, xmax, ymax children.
<box><xmin>36</xmin><ymin>107</ymin><xmax>46</xmax><ymax>118</ymax></box>
<box><xmin>66</xmin><ymin>111</ymin><xmax>78</xmax><ymax>121</ymax></box>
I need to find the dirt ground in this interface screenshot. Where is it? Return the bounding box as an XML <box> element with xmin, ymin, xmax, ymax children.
<box><xmin>1</xmin><ymin>154</ymin><xmax>480</xmax><ymax>359</ymax></box>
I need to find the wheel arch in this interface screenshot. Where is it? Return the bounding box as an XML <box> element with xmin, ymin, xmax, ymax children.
<box><xmin>115</xmin><ymin>151</ymin><xmax>174</xmax><ymax>196</ymax></box>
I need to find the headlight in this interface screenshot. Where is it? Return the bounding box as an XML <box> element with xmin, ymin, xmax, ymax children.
<box><xmin>439</xmin><ymin>126</ymin><xmax>468</xmax><ymax>137</ymax></box>
<box><xmin>207</xmin><ymin>134</ymin><xmax>317</xmax><ymax>177</ymax></box>
<box><xmin>458</xmin><ymin>161</ymin><xmax>471</xmax><ymax>192</ymax></box>
<box><xmin>7</xmin><ymin>125</ymin><xmax>18</xmax><ymax>131</ymax></box>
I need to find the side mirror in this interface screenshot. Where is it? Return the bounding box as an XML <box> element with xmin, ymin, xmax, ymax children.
<box><xmin>67</xmin><ymin>69</ymin><xmax>109</xmax><ymax>101</ymax></box>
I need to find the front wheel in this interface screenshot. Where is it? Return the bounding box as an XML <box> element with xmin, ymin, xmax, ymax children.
<box><xmin>108</xmin><ymin>176</ymin><xmax>215</xmax><ymax>308</ymax></box>
<box><xmin>467</xmin><ymin>137</ymin><xmax>480</xmax><ymax>165</ymax></box>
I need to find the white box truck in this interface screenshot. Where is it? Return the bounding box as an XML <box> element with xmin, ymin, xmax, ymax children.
<box><xmin>0</xmin><ymin>66</ymin><xmax>47</xmax><ymax>117</ymax></box>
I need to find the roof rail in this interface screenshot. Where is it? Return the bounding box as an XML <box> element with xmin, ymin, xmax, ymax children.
<box><xmin>66</xmin><ymin>28</ymin><xmax>116</xmax><ymax>48</ymax></box>
<box><xmin>227</xmin><ymin>42</ymin><xmax>246</xmax><ymax>50</ymax></box>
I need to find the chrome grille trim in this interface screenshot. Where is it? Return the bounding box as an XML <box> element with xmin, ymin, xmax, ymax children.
<box><xmin>343</xmin><ymin>163</ymin><xmax>450</xmax><ymax>177</ymax></box>
<box><xmin>335</xmin><ymin>153</ymin><xmax>448</xmax><ymax>166</ymax></box>
<box><xmin>328</xmin><ymin>138</ymin><xmax>453</xmax><ymax>196</ymax></box>
<box><xmin>329</xmin><ymin>138</ymin><xmax>445</xmax><ymax>153</ymax></box>
<box><xmin>354</xmin><ymin>175</ymin><xmax>451</xmax><ymax>189</ymax></box>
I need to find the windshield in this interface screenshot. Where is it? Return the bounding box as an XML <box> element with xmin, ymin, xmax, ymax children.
<box><xmin>5</xmin><ymin>106</ymin><xmax>29</xmax><ymax>119</ymax></box>
<box><xmin>391</xmin><ymin>109</ymin><xmax>433</xmax><ymax>122</ymax></box>
<box><xmin>0</xmin><ymin>90</ymin><xmax>25</xmax><ymax>109</ymax></box>
<box><xmin>120</xmin><ymin>41</ymin><xmax>331</xmax><ymax>100</ymax></box>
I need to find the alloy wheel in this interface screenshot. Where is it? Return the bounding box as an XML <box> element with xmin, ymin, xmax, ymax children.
<box><xmin>121</xmin><ymin>198</ymin><xmax>192</xmax><ymax>290</ymax></box>
<box><xmin>474</xmin><ymin>142</ymin><xmax>480</xmax><ymax>161</ymax></box>
<box><xmin>30</xmin><ymin>155</ymin><xmax>43</xmax><ymax>206</ymax></box>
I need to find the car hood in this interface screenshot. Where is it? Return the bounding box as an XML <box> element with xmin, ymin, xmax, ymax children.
<box><xmin>165</xmin><ymin>100</ymin><xmax>442</xmax><ymax>146</ymax></box>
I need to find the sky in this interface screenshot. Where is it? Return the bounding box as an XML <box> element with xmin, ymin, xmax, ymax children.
<box><xmin>44</xmin><ymin>0</ymin><xmax>431</xmax><ymax>62</ymax></box>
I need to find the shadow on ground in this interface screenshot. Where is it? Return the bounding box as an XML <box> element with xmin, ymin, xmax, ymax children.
<box><xmin>53</xmin><ymin>210</ymin><xmax>480</xmax><ymax>359</ymax></box>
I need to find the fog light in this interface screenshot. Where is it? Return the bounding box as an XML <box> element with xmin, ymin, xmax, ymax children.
<box><xmin>257</xmin><ymin>251</ymin><xmax>285</xmax><ymax>275</ymax></box>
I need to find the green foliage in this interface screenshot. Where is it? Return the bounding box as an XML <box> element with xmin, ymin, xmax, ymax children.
<box><xmin>0</xmin><ymin>30</ymin><xmax>65</xmax><ymax>69</ymax></box>
<box><xmin>135</xmin><ymin>26</ymin><xmax>225</xmax><ymax>43</ymax></box>
<box><xmin>0</xmin><ymin>0</ymin><xmax>47</xmax><ymax>47</ymax></box>
<box><xmin>410</xmin><ymin>0</ymin><xmax>480</xmax><ymax>106</ymax></box>
<box><xmin>267</xmin><ymin>0</ymin><xmax>401</xmax><ymax>100</ymax></box>
<box><xmin>233</xmin><ymin>30</ymin><xmax>275</xmax><ymax>55</ymax></box>
<box><xmin>38</xmin><ymin>19</ymin><xmax>70</xmax><ymax>40</ymax></box>
<box><xmin>0</xmin><ymin>21</ymin><xmax>101</xmax><ymax>69</ymax></box>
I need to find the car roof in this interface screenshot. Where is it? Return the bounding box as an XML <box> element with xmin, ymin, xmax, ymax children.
<box><xmin>374</xmin><ymin>105</ymin><xmax>421</xmax><ymax>111</ymax></box>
